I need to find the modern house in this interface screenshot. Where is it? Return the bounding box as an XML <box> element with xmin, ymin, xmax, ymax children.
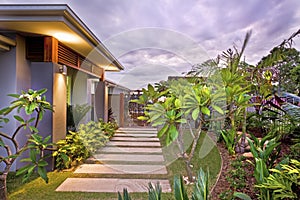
<box><xmin>0</xmin><ymin>4</ymin><xmax>124</xmax><ymax>170</ymax></box>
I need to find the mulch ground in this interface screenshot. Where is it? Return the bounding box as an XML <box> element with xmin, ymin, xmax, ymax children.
<box><xmin>209</xmin><ymin>142</ymin><xmax>256</xmax><ymax>199</ymax></box>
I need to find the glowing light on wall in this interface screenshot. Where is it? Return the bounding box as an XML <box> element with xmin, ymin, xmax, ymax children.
<box><xmin>52</xmin><ymin>32</ymin><xmax>81</xmax><ymax>43</ymax></box>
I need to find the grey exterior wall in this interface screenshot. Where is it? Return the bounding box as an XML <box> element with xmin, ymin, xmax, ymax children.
<box><xmin>95</xmin><ymin>81</ymin><xmax>106</xmax><ymax>122</ymax></box>
<box><xmin>0</xmin><ymin>34</ymin><xmax>18</xmax><ymax>171</ymax></box>
<box><xmin>108</xmin><ymin>94</ymin><xmax>121</xmax><ymax>125</ymax></box>
<box><xmin>31</xmin><ymin>62</ymin><xmax>54</xmax><ymax>140</ymax></box>
<box><xmin>0</xmin><ymin>34</ymin><xmax>59</xmax><ymax>171</ymax></box>
<box><xmin>0</xmin><ymin>34</ymin><xmax>34</xmax><ymax>170</ymax></box>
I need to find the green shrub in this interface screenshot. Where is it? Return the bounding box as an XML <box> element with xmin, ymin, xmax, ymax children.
<box><xmin>99</xmin><ymin>119</ymin><xmax>118</xmax><ymax>138</ymax></box>
<box><xmin>53</xmin><ymin>131</ymin><xmax>89</xmax><ymax>170</ymax></box>
<box><xmin>77</xmin><ymin>120</ymin><xmax>110</xmax><ymax>154</ymax></box>
<box><xmin>53</xmin><ymin>119</ymin><xmax>117</xmax><ymax>170</ymax></box>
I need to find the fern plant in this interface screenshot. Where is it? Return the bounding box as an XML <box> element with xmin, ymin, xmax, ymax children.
<box><xmin>256</xmin><ymin>159</ymin><xmax>300</xmax><ymax>199</ymax></box>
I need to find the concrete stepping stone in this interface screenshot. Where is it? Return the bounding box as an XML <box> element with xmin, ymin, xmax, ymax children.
<box><xmin>117</xmin><ymin>130</ymin><xmax>157</xmax><ymax>134</ymax></box>
<box><xmin>74</xmin><ymin>164</ymin><xmax>168</xmax><ymax>174</ymax></box>
<box><xmin>111</xmin><ymin>137</ymin><xmax>159</xmax><ymax>142</ymax></box>
<box><xmin>118</xmin><ymin>127</ymin><xmax>157</xmax><ymax>131</ymax></box>
<box><xmin>56</xmin><ymin>178</ymin><xmax>171</xmax><ymax>193</ymax></box>
<box><xmin>100</xmin><ymin>146</ymin><xmax>162</xmax><ymax>153</ymax></box>
<box><xmin>94</xmin><ymin>154</ymin><xmax>165</xmax><ymax>162</ymax></box>
<box><xmin>107</xmin><ymin>141</ymin><xmax>161</xmax><ymax>147</ymax></box>
<box><xmin>114</xmin><ymin>133</ymin><xmax>157</xmax><ymax>137</ymax></box>
<box><xmin>56</xmin><ymin>127</ymin><xmax>171</xmax><ymax>194</ymax></box>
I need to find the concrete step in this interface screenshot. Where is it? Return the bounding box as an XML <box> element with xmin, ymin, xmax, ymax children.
<box><xmin>100</xmin><ymin>146</ymin><xmax>162</xmax><ymax>154</ymax></box>
<box><xmin>74</xmin><ymin>164</ymin><xmax>168</xmax><ymax>175</ymax></box>
<box><xmin>114</xmin><ymin>133</ymin><xmax>157</xmax><ymax>138</ymax></box>
<box><xmin>56</xmin><ymin>178</ymin><xmax>171</xmax><ymax>193</ymax></box>
<box><xmin>106</xmin><ymin>141</ymin><xmax>161</xmax><ymax>147</ymax></box>
<box><xmin>111</xmin><ymin>137</ymin><xmax>159</xmax><ymax>142</ymax></box>
<box><xmin>118</xmin><ymin>127</ymin><xmax>157</xmax><ymax>132</ymax></box>
<box><xmin>94</xmin><ymin>154</ymin><xmax>165</xmax><ymax>162</ymax></box>
<box><xmin>117</xmin><ymin>130</ymin><xmax>157</xmax><ymax>134</ymax></box>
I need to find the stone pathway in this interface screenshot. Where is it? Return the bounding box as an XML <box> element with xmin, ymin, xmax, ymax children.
<box><xmin>56</xmin><ymin>127</ymin><xmax>171</xmax><ymax>193</ymax></box>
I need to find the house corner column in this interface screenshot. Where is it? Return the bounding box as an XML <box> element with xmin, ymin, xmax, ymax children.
<box><xmin>52</xmin><ymin>64</ymin><xmax>67</xmax><ymax>142</ymax></box>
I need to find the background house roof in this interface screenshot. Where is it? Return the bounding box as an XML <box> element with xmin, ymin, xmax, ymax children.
<box><xmin>0</xmin><ymin>4</ymin><xmax>124</xmax><ymax>71</ymax></box>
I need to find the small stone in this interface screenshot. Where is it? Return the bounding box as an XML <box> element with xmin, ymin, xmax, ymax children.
<box><xmin>243</xmin><ymin>152</ymin><xmax>253</xmax><ymax>158</ymax></box>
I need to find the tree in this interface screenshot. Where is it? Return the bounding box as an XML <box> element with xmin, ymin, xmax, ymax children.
<box><xmin>256</xmin><ymin>29</ymin><xmax>300</xmax><ymax>95</ymax></box>
<box><xmin>134</xmin><ymin>79</ymin><xmax>224</xmax><ymax>182</ymax></box>
<box><xmin>290</xmin><ymin>65</ymin><xmax>300</xmax><ymax>96</ymax></box>
<box><xmin>0</xmin><ymin>89</ymin><xmax>53</xmax><ymax>200</ymax></box>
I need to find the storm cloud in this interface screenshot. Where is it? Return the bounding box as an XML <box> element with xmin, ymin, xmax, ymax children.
<box><xmin>3</xmin><ymin>0</ymin><xmax>300</xmax><ymax>89</ymax></box>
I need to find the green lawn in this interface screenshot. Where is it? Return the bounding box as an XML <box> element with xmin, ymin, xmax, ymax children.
<box><xmin>8</xmin><ymin>132</ymin><xmax>221</xmax><ymax>200</ymax></box>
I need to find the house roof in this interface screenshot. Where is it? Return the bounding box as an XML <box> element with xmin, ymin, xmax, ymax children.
<box><xmin>0</xmin><ymin>4</ymin><xmax>124</xmax><ymax>71</ymax></box>
<box><xmin>105</xmin><ymin>79</ymin><xmax>131</xmax><ymax>92</ymax></box>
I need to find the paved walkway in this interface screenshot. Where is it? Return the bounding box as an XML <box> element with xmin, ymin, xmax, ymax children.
<box><xmin>56</xmin><ymin>127</ymin><xmax>171</xmax><ymax>193</ymax></box>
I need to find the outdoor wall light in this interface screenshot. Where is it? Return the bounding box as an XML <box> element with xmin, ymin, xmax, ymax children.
<box><xmin>59</xmin><ymin>65</ymin><xmax>67</xmax><ymax>75</ymax></box>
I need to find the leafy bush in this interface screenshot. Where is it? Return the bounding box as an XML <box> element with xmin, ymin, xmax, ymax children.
<box><xmin>54</xmin><ymin>119</ymin><xmax>117</xmax><ymax>170</ymax></box>
<box><xmin>99</xmin><ymin>119</ymin><xmax>118</xmax><ymax>138</ymax></box>
<box><xmin>53</xmin><ymin>131</ymin><xmax>89</xmax><ymax>170</ymax></box>
<box><xmin>77</xmin><ymin>121</ymin><xmax>110</xmax><ymax>154</ymax></box>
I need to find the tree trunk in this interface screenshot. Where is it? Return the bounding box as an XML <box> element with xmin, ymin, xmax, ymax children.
<box><xmin>184</xmin><ymin>159</ymin><xmax>194</xmax><ymax>183</ymax></box>
<box><xmin>0</xmin><ymin>174</ymin><xmax>8</xmax><ymax>200</ymax></box>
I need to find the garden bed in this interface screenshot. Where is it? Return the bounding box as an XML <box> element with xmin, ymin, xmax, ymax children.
<box><xmin>211</xmin><ymin>139</ymin><xmax>295</xmax><ymax>199</ymax></box>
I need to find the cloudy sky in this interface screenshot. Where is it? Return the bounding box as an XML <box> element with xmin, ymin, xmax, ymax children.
<box><xmin>3</xmin><ymin>0</ymin><xmax>300</xmax><ymax>89</ymax></box>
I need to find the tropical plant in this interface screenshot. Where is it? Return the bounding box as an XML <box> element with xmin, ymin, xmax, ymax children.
<box><xmin>191</xmin><ymin>168</ymin><xmax>210</xmax><ymax>200</ymax></box>
<box><xmin>76</xmin><ymin>120</ymin><xmax>110</xmax><ymax>154</ymax></box>
<box><xmin>0</xmin><ymin>89</ymin><xmax>53</xmax><ymax>200</ymax></box>
<box><xmin>174</xmin><ymin>175</ymin><xmax>189</xmax><ymax>200</ymax></box>
<box><xmin>206</xmin><ymin>32</ymin><xmax>253</xmax><ymax>155</ymax></box>
<box><xmin>290</xmin><ymin>65</ymin><xmax>300</xmax><ymax>95</ymax></box>
<box><xmin>118</xmin><ymin>188</ymin><xmax>132</xmax><ymax>200</ymax></box>
<box><xmin>256</xmin><ymin>159</ymin><xmax>300</xmax><ymax>199</ymax></box>
<box><xmin>219</xmin><ymin>129</ymin><xmax>243</xmax><ymax>155</ymax></box>
<box><xmin>98</xmin><ymin>118</ymin><xmax>118</xmax><ymax>138</ymax></box>
<box><xmin>246</xmin><ymin>134</ymin><xmax>283</xmax><ymax>199</ymax></box>
<box><xmin>148</xmin><ymin>182</ymin><xmax>162</xmax><ymax>200</ymax></box>
<box><xmin>174</xmin><ymin>168</ymin><xmax>210</xmax><ymax>200</ymax></box>
<box><xmin>72</xmin><ymin>103</ymin><xmax>92</xmax><ymax>127</ymax></box>
<box><xmin>54</xmin><ymin>119</ymin><xmax>116</xmax><ymax>170</ymax></box>
<box><xmin>108</xmin><ymin>107</ymin><xmax>116</xmax><ymax>123</ymax></box>
<box><xmin>53</xmin><ymin>131</ymin><xmax>89</xmax><ymax>170</ymax></box>
<box><xmin>136</xmin><ymin>79</ymin><xmax>224</xmax><ymax>182</ymax></box>
<box><xmin>233</xmin><ymin>192</ymin><xmax>252</xmax><ymax>200</ymax></box>
<box><xmin>247</xmin><ymin>134</ymin><xmax>281</xmax><ymax>169</ymax></box>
